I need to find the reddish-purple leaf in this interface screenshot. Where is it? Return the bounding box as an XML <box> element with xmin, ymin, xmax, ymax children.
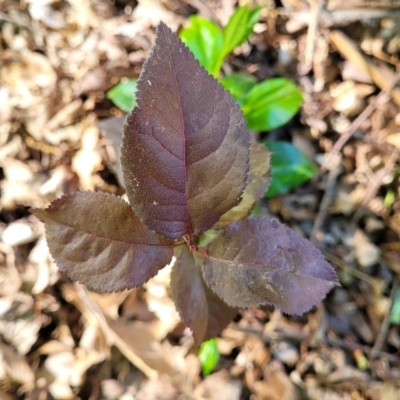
<box><xmin>203</xmin><ymin>217</ymin><xmax>338</xmax><ymax>315</ymax></box>
<box><xmin>171</xmin><ymin>246</ymin><xmax>237</xmax><ymax>344</ymax></box>
<box><xmin>121</xmin><ymin>22</ymin><xmax>250</xmax><ymax>239</ymax></box>
<box><xmin>31</xmin><ymin>192</ymin><xmax>174</xmax><ymax>292</ymax></box>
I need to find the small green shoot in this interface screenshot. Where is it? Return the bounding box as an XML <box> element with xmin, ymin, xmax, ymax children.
<box><xmin>222</xmin><ymin>5</ymin><xmax>263</xmax><ymax>57</ymax></box>
<box><xmin>264</xmin><ymin>140</ymin><xmax>318</xmax><ymax>198</ymax></box>
<box><xmin>242</xmin><ymin>78</ymin><xmax>303</xmax><ymax>131</ymax></box>
<box><xmin>179</xmin><ymin>16</ymin><xmax>224</xmax><ymax>78</ymax></box>
<box><xmin>106</xmin><ymin>79</ymin><xmax>138</xmax><ymax>112</ymax></box>
<box><xmin>390</xmin><ymin>287</ymin><xmax>400</xmax><ymax>325</ymax></box>
<box><xmin>199</xmin><ymin>338</ymin><xmax>220</xmax><ymax>376</ymax></box>
<box><xmin>384</xmin><ymin>189</ymin><xmax>396</xmax><ymax>207</ymax></box>
<box><xmin>180</xmin><ymin>5</ymin><xmax>262</xmax><ymax>77</ymax></box>
<box><xmin>219</xmin><ymin>73</ymin><xmax>257</xmax><ymax>105</ymax></box>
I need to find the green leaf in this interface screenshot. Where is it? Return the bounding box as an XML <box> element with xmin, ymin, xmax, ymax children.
<box><xmin>106</xmin><ymin>79</ymin><xmax>137</xmax><ymax>112</ymax></box>
<box><xmin>242</xmin><ymin>78</ymin><xmax>303</xmax><ymax>131</ymax></box>
<box><xmin>263</xmin><ymin>140</ymin><xmax>318</xmax><ymax>197</ymax></box>
<box><xmin>219</xmin><ymin>73</ymin><xmax>257</xmax><ymax>105</ymax></box>
<box><xmin>222</xmin><ymin>5</ymin><xmax>263</xmax><ymax>57</ymax></box>
<box><xmin>180</xmin><ymin>16</ymin><xmax>224</xmax><ymax>77</ymax></box>
<box><xmin>390</xmin><ymin>287</ymin><xmax>400</xmax><ymax>325</ymax></box>
<box><xmin>199</xmin><ymin>338</ymin><xmax>220</xmax><ymax>376</ymax></box>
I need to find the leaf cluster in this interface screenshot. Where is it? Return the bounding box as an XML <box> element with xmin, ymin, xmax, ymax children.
<box><xmin>32</xmin><ymin>23</ymin><xmax>338</xmax><ymax>344</ymax></box>
<box><xmin>107</xmin><ymin>7</ymin><xmax>314</xmax><ymax>197</ymax></box>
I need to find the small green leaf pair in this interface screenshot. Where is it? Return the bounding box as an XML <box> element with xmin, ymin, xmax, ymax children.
<box><xmin>220</xmin><ymin>75</ymin><xmax>303</xmax><ymax>132</ymax></box>
<box><xmin>180</xmin><ymin>5</ymin><xmax>262</xmax><ymax>78</ymax></box>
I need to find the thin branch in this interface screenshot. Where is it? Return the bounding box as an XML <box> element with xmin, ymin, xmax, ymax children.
<box><xmin>370</xmin><ymin>277</ymin><xmax>399</xmax><ymax>359</ymax></box>
<box><xmin>326</xmin><ymin>69</ymin><xmax>400</xmax><ymax>166</ymax></box>
<box><xmin>303</xmin><ymin>0</ymin><xmax>324</xmax><ymax>74</ymax></box>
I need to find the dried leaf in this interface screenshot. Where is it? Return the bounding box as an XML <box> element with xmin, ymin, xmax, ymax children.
<box><xmin>31</xmin><ymin>192</ymin><xmax>174</xmax><ymax>292</ymax></box>
<box><xmin>97</xmin><ymin>116</ymin><xmax>125</xmax><ymax>187</ymax></box>
<box><xmin>171</xmin><ymin>246</ymin><xmax>236</xmax><ymax>344</ymax></box>
<box><xmin>0</xmin><ymin>340</ymin><xmax>35</xmax><ymax>391</ymax></box>
<box><xmin>121</xmin><ymin>22</ymin><xmax>249</xmax><ymax>239</ymax></box>
<box><xmin>72</xmin><ymin>125</ymin><xmax>102</xmax><ymax>190</ymax></box>
<box><xmin>203</xmin><ymin>218</ymin><xmax>338</xmax><ymax>315</ymax></box>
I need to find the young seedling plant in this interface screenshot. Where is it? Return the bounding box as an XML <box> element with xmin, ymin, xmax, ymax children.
<box><xmin>108</xmin><ymin>6</ymin><xmax>317</xmax><ymax>199</ymax></box>
<box><xmin>32</xmin><ymin>23</ymin><xmax>338</xmax><ymax>344</ymax></box>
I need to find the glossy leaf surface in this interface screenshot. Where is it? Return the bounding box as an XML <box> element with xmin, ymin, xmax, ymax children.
<box><xmin>179</xmin><ymin>16</ymin><xmax>224</xmax><ymax>77</ymax></box>
<box><xmin>171</xmin><ymin>246</ymin><xmax>236</xmax><ymax>344</ymax></box>
<box><xmin>219</xmin><ymin>73</ymin><xmax>257</xmax><ymax>105</ymax></box>
<box><xmin>31</xmin><ymin>192</ymin><xmax>174</xmax><ymax>292</ymax></box>
<box><xmin>222</xmin><ymin>5</ymin><xmax>263</xmax><ymax>56</ymax></box>
<box><xmin>242</xmin><ymin>78</ymin><xmax>303</xmax><ymax>131</ymax></box>
<box><xmin>122</xmin><ymin>23</ymin><xmax>249</xmax><ymax>239</ymax></box>
<box><xmin>264</xmin><ymin>140</ymin><xmax>318</xmax><ymax>197</ymax></box>
<box><xmin>203</xmin><ymin>217</ymin><xmax>338</xmax><ymax>315</ymax></box>
<box><xmin>106</xmin><ymin>79</ymin><xmax>137</xmax><ymax>112</ymax></box>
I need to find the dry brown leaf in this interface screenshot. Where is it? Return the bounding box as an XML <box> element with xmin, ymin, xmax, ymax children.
<box><xmin>194</xmin><ymin>370</ymin><xmax>242</xmax><ymax>400</ymax></box>
<box><xmin>144</xmin><ymin>261</ymin><xmax>181</xmax><ymax>340</ymax></box>
<box><xmin>62</xmin><ymin>283</ymin><xmax>179</xmax><ymax>379</ymax></box>
<box><xmin>0</xmin><ymin>340</ymin><xmax>34</xmax><ymax>391</ymax></box>
<box><xmin>253</xmin><ymin>363</ymin><xmax>299</xmax><ymax>400</ymax></box>
<box><xmin>72</xmin><ymin>125</ymin><xmax>102</xmax><ymax>190</ymax></box>
<box><xmin>329</xmin><ymin>30</ymin><xmax>400</xmax><ymax>106</ymax></box>
<box><xmin>353</xmin><ymin>229</ymin><xmax>381</xmax><ymax>268</ymax></box>
<box><xmin>0</xmin><ymin>316</ymin><xmax>42</xmax><ymax>355</ymax></box>
<box><xmin>98</xmin><ymin>116</ymin><xmax>125</xmax><ymax>187</ymax></box>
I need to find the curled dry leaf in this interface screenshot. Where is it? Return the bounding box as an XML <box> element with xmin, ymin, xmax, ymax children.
<box><xmin>203</xmin><ymin>217</ymin><xmax>338</xmax><ymax>315</ymax></box>
<box><xmin>121</xmin><ymin>22</ymin><xmax>250</xmax><ymax>239</ymax></box>
<box><xmin>0</xmin><ymin>340</ymin><xmax>35</xmax><ymax>391</ymax></box>
<box><xmin>31</xmin><ymin>192</ymin><xmax>174</xmax><ymax>292</ymax></box>
<box><xmin>170</xmin><ymin>246</ymin><xmax>237</xmax><ymax>344</ymax></box>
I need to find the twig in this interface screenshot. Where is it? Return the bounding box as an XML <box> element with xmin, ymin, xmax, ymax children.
<box><xmin>0</xmin><ymin>11</ymin><xmax>34</xmax><ymax>31</ymax></box>
<box><xmin>326</xmin><ymin>336</ymin><xmax>400</xmax><ymax>366</ymax></box>
<box><xmin>370</xmin><ymin>277</ymin><xmax>399</xmax><ymax>359</ymax></box>
<box><xmin>325</xmin><ymin>253</ymin><xmax>381</xmax><ymax>290</ymax></box>
<box><xmin>303</xmin><ymin>0</ymin><xmax>324</xmax><ymax>74</ymax></box>
<box><xmin>311</xmin><ymin>153</ymin><xmax>342</xmax><ymax>244</ymax></box>
<box><xmin>327</xmin><ymin>69</ymin><xmax>400</xmax><ymax>164</ymax></box>
<box><xmin>352</xmin><ymin>147</ymin><xmax>400</xmax><ymax>222</ymax></box>
<box><xmin>231</xmin><ymin>322</ymin><xmax>400</xmax><ymax>365</ymax></box>
<box><xmin>311</xmin><ymin>70</ymin><xmax>400</xmax><ymax>244</ymax></box>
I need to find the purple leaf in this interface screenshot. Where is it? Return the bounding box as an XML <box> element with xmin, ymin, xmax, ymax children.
<box><xmin>31</xmin><ymin>192</ymin><xmax>174</xmax><ymax>292</ymax></box>
<box><xmin>171</xmin><ymin>246</ymin><xmax>237</xmax><ymax>343</ymax></box>
<box><xmin>214</xmin><ymin>142</ymin><xmax>270</xmax><ymax>229</ymax></box>
<box><xmin>121</xmin><ymin>22</ymin><xmax>250</xmax><ymax>239</ymax></box>
<box><xmin>203</xmin><ymin>217</ymin><xmax>338</xmax><ymax>315</ymax></box>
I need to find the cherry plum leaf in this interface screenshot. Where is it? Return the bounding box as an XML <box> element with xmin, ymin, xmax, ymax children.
<box><xmin>203</xmin><ymin>217</ymin><xmax>338</xmax><ymax>315</ymax></box>
<box><xmin>121</xmin><ymin>22</ymin><xmax>250</xmax><ymax>239</ymax></box>
<box><xmin>31</xmin><ymin>192</ymin><xmax>174</xmax><ymax>292</ymax></box>
<box><xmin>171</xmin><ymin>246</ymin><xmax>237</xmax><ymax>344</ymax></box>
<box><xmin>214</xmin><ymin>142</ymin><xmax>270</xmax><ymax>229</ymax></box>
